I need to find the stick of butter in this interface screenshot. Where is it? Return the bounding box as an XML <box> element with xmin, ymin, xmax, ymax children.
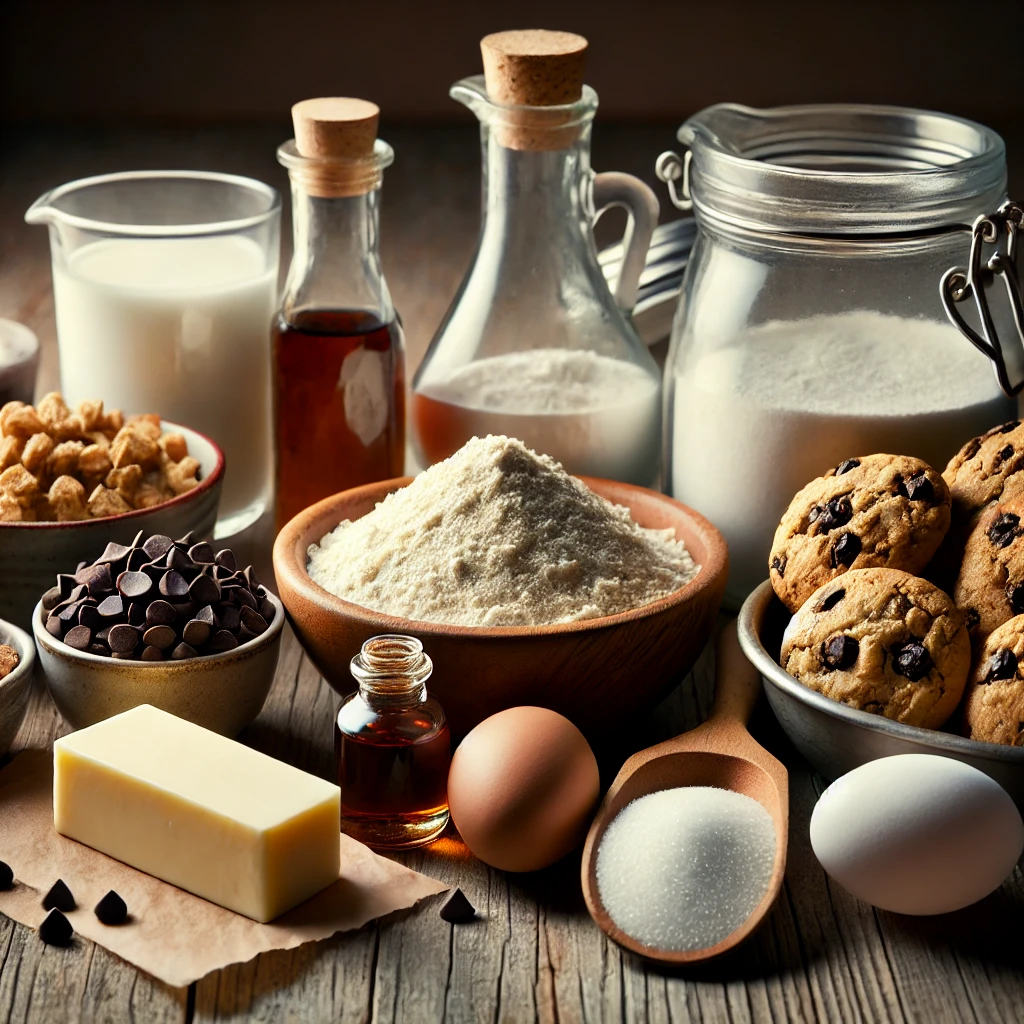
<box><xmin>54</xmin><ymin>704</ymin><xmax>341</xmax><ymax>922</ymax></box>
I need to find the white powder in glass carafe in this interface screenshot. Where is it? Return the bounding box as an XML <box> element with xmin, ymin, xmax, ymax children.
<box><xmin>669</xmin><ymin>311</ymin><xmax>1013</xmax><ymax>605</ymax></box>
<box><xmin>413</xmin><ymin>348</ymin><xmax>661</xmax><ymax>486</ymax></box>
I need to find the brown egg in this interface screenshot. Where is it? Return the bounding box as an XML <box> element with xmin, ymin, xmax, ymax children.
<box><xmin>447</xmin><ymin>706</ymin><xmax>600</xmax><ymax>872</ymax></box>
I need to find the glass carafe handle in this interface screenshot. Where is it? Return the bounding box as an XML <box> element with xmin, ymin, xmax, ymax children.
<box><xmin>593</xmin><ymin>172</ymin><xmax>659</xmax><ymax>312</ymax></box>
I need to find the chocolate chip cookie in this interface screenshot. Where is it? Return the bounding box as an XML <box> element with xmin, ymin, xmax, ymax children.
<box><xmin>780</xmin><ymin>568</ymin><xmax>969</xmax><ymax>729</ymax></box>
<box><xmin>944</xmin><ymin>420</ymin><xmax>1024</xmax><ymax>524</ymax></box>
<box><xmin>953</xmin><ymin>496</ymin><xmax>1024</xmax><ymax>648</ymax></box>
<box><xmin>769</xmin><ymin>455</ymin><xmax>951</xmax><ymax>613</ymax></box>
<box><xmin>962</xmin><ymin>615</ymin><xmax>1024</xmax><ymax>746</ymax></box>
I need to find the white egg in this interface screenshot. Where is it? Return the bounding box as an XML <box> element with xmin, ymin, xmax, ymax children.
<box><xmin>810</xmin><ymin>754</ymin><xmax>1024</xmax><ymax>915</ymax></box>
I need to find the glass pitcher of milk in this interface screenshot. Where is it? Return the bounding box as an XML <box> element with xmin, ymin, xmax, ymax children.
<box><xmin>26</xmin><ymin>171</ymin><xmax>280</xmax><ymax>538</ymax></box>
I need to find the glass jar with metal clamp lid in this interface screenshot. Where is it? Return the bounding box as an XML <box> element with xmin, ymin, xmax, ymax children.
<box><xmin>656</xmin><ymin>103</ymin><xmax>1022</xmax><ymax>606</ymax></box>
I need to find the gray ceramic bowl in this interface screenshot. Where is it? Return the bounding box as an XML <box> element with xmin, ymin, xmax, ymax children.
<box><xmin>0</xmin><ymin>618</ymin><xmax>35</xmax><ymax>756</ymax></box>
<box><xmin>32</xmin><ymin>592</ymin><xmax>283</xmax><ymax>737</ymax></box>
<box><xmin>738</xmin><ymin>580</ymin><xmax>1024</xmax><ymax>806</ymax></box>
<box><xmin>1</xmin><ymin>421</ymin><xmax>223</xmax><ymax>630</ymax></box>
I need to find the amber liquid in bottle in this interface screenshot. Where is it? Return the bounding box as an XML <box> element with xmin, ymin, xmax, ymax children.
<box><xmin>336</xmin><ymin>635</ymin><xmax>450</xmax><ymax>849</ymax></box>
<box><xmin>274</xmin><ymin>309</ymin><xmax>405</xmax><ymax>530</ymax></box>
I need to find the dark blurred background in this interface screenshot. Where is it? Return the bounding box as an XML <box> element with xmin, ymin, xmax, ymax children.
<box><xmin>2</xmin><ymin>0</ymin><xmax>1022</xmax><ymax>128</ymax></box>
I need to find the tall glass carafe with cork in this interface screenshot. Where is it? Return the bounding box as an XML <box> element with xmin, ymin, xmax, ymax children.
<box><xmin>412</xmin><ymin>31</ymin><xmax>662</xmax><ymax>486</ymax></box>
<box><xmin>274</xmin><ymin>98</ymin><xmax>405</xmax><ymax>532</ymax></box>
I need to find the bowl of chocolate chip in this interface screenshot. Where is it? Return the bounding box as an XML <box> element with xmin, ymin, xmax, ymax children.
<box><xmin>32</xmin><ymin>531</ymin><xmax>283</xmax><ymax>737</ymax></box>
<box><xmin>1</xmin><ymin>393</ymin><xmax>224</xmax><ymax>630</ymax></box>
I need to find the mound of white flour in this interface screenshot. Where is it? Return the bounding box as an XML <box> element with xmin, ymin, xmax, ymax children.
<box><xmin>307</xmin><ymin>435</ymin><xmax>698</xmax><ymax>626</ymax></box>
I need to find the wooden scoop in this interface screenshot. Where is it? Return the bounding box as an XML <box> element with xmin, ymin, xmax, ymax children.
<box><xmin>581</xmin><ymin>619</ymin><xmax>788</xmax><ymax>964</ymax></box>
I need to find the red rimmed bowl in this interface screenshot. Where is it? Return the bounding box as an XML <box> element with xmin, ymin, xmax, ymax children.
<box><xmin>273</xmin><ymin>476</ymin><xmax>728</xmax><ymax>740</ymax></box>
<box><xmin>1</xmin><ymin>421</ymin><xmax>223</xmax><ymax>630</ymax></box>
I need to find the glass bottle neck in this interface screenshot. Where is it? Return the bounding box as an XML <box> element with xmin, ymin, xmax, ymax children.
<box><xmin>350</xmin><ymin>635</ymin><xmax>432</xmax><ymax>710</ymax></box>
<box><xmin>479</xmin><ymin>126</ymin><xmax>593</xmax><ymax>242</ymax></box>
<box><xmin>281</xmin><ymin>183</ymin><xmax>393</xmax><ymax>322</ymax></box>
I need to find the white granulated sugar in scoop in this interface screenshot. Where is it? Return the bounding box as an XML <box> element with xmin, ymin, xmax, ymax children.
<box><xmin>306</xmin><ymin>435</ymin><xmax>698</xmax><ymax>627</ymax></box>
<box><xmin>596</xmin><ymin>787</ymin><xmax>775</xmax><ymax>952</ymax></box>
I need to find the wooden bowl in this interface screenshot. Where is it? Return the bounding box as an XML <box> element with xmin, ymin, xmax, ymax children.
<box><xmin>273</xmin><ymin>476</ymin><xmax>728</xmax><ymax>740</ymax></box>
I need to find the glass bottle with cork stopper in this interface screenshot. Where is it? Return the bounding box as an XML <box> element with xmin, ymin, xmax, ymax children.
<box><xmin>411</xmin><ymin>30</ymin><xmax>662</xmax><ymax>485</ymax></box>
<box><xmin>335</xmin><ymin>634</ymin><xmax>450</xmax><ymax>849</ymax></box>
<box><xmin>274</xmin><ymin>98</ymin><xmax>405</xmax><ymax>532</ymax></box>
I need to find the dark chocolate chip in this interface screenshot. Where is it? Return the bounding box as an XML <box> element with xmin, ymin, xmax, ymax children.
<box><xmin>39</xmin><ymin>908</ymin><xmax>73</xmax><ymax>946</ymax></box>
<box><xmin>965</xmin><ymin>607</ymin><xmax>981</xmax><ymax>631</ymax></box>
<box><xmin>76</xmin><ymin>562</ymin><xmax>113</xmax><ymax>596</ymax></box>
<box><xmin>817</xmin><ymin>497</ymin><xmax>853</xmax><ymax>532</ymax></box>
<box><xmin>165</xmin><ymin>546</ymin><xmax>194</xmax><ymax>574</ymax></box>
<box><xmin>143</xmin><ymin>624</ymin><xmax>177</xmax><ymax>651</ymax></box>
<box><xmin>188</xmin><ymin>542</ymin><xmax>216</xmax><ymax>564</ymax></box>
<box><xmin>171</xmin><ymin>600</ymin><xmax>197</xmax><ymax>620</ymax></box>
<box><xmin>182</xmin><ymin>619</ymin><xmax>211</xmax><ymax>647</ymax></box>
<box><xmin>892</xmin><ymin>641</ymin><xmax>933</xmax><ymax>681</ymax></box>
<box><xmin>56</xmin><ymin>573</ymin><xmax>78</xmax><ymax>599</ymax></box>
<box><xmin>0</xmin><ymin>860</ymin><xmax>12</xmax><ymax>890</ymax></box>
<box><xmin>988</xmin><ymin>513</ymin><xmax>1021</xmax><ymax>549</ymax></box>
<box><xmin>97</xmin><ymin>594</ymin><xmax>125</xmax><ymax>619</ymax></box>
<box><xmin>88</xmin><ymin>643</ymin><xmax>109</xmax><ymax>655</ymax></box>
<box><xmin>189</xmin><ymin>573</ymin><xmax>220</xmax><ymax>606</ymax></box>
<box><xmin>986</xmin><ymin>649</ymin><xmax>1018</xmax><ymax>682</ymax></box>
<box><xmin>94</xmin><ymin>890</ymin><xmax>128</xmax><ymax>925</ymax></box>
<box><xmin>1006</xmin><ymin>582</ymin><xmax>1024</xmax><ymax>614</ymax></box>
<box><xmin>195</xmin><ymin>604</ymin><xmax>216</xmax><ymax>626</ymax></box>
<box><xmin>171</xmin><ymin>642</ymin><xmax>198</xmax><ymax>660</ymax></box>
<box><xmin>816</xmin><ymin>588</ymin><xmax>846</xmax><ymax>613</ymax></box>
<box><xmin>821</xmin><ymin>635</ymin><xmax>859</xmax><ymax>670</ymax></box>
<box><xmin>117</xmin><ymin>570</ymin><xmax>152</xmax><ymax>600</ymax></box>
<box><xmin>141</xmin><ymin>561</ymin><xmax>166</xmax><ymax>582</ymax></box>
<box><xmin>142</xmin><ymin>534</ymin><xmax>174</xmax><ymax>560</ymax></box>
<box><xmin>45</xmin><ymin>613</ymin><xmax>65</xmax><ymax>639</ymax></box>
<box><xmin>235</xmin><ymin>587</ymin><xmax>257</xmax><ymax>611</ymax></box>
<box><xmin>41</xmin><ymin>586</ymin><xmax>64</xmax><ymax>612</ymax></box>
<box><xmin>42</xmin><ymin>879</ymin><xmax>76</xmax><ymax>912</ymax></box>
<box><xmin>999</xmin><ymin>421</ymin><xmax>1021</xmax><ymax>433</ymax></box>
<box><xmin>94</xmin><ymin>541</ymin><xmax>131</xmax><ymax>565</ymax></box>
<box><xmin>160</xmin><ymin>570</ymin><xmax>189</xmax><ymax>598</ymax></box>
<box><xmin>218</xmin><ymin>604</ymin><xmax>240</xmax><ymax>632</ymax></box>
<box><xmin>215</xmin><ymin>548</ymin><xmax>237</xmax><ymax>571</ymax></box>
<box><xmin>962</xmin><ymin>437</ymin><xmax>982</xmax><ymax>460</ymax></box>
<box><xmin>63</xmin><ymin>625</ymin><xmax>93</xmax><ymax>651</ymax></box>
<box><xmin>58</xmin><ymin>601</ymin><xmax>83</xmax><ymax>624</ymax></box>
<box><xmin>897</xmin><ymin>472</ymin><xmax>935</xmax><ymax>503</ymax></box>
<box><xmin>259</xmin><ymin>596</ymin><xmax>276</xmax><ymax>622</ymax></box>
<box><xmin>140</xmin><ymin>645</ymin><xmax>165</xmax><ymax>662</ymax></box>
<box><xmin>175</xmin><ymin>531</ymin><xmax>195</xmax><ymax>549</ymax></box>
<box><xmin>236</xmin><ymin>624</ymin><xmax>258</xmax><ymax>644</ymax></box>
<box><xmin>108</xmin><ymin>624</ymin><xmax>141</xmax><ymax>654</ymax></box>
<box><xmin>205</xmin><ymin>630</ymin><xmax>238</xmax><ymax>653</ymax></box>
<box><xmin>243</xmin><ymin>565</ymin><xmax>261</xmax><ymax>591</ymax></box>
<box><xmin>835</xmin><ymin>459</ymin><xmax>860</xmax><ymax>475</ymax></box>
<box><xmin>830</xmin><ymin>532</ymin><xmax>862</xmax><ymax>568</ymax></box>
<box><xmin>125</xmin><ymin>548</ymin><xmax>148</xmax><ymax>573</ymax></box>
<box><xmin>128</xmin><ymin>601</ymin><xmax>147</xmax><ymax>627</ymax></box>
<box><xmin>998</xmin><ymin>444</ymin><xmax>1015</xmax><ymax>463</ymax></box>
<box><xmin>240</xmin><ymin>606</ymin><xmax>268</xmax><ymax>636</ymax></box>
<box><xmin>78</xmin><ymin>603</ymin><xmax>103</xmax><ymax>631</ymax></box>
<box><xmin>770</xmin><ymin>555</ymin><xmax>787</xmax><ymax>578</ymax></box>
<box><xmin>439</xmin><ymin>887</ymin><xmax>476</xmax><ymax>923</ymax></box>
<box><xmin>146</xmin><ymin>599</ymin><xmax>177</xmax><ymax>627</ymax></box>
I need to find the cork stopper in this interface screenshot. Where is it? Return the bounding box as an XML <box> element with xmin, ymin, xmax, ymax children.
<box><xmin>288</xmin><ymin>97</ymin><xmax>382</xmax><ymax>198</ymax></box>
<box><xmin>480</xmin><ymin>30</ymin><xmax>589</xmax><ymax>151</ymax></box>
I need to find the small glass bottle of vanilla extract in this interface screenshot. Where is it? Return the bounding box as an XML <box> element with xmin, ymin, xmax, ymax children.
<box><xmin>335</xmin><ymin>634</ymin><xmax>450</xmax><ymax>848</ymax></box>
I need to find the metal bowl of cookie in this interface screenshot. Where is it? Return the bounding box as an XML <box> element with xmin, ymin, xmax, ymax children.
<box><xmin>0</xmin><ymin>421</ymin><xmax>223</xmax><ymax>631</ymax></box>
<box><xmin>31</xmin><ymin>591</ymin><xmax>283</xmax><ymax>737</ymax></box>
<box><xmin>0</xmin><ymin>617</ymin><xmax>35</xmax><ymax>757</ymax></box>
<box><xmin>738</xmin><ymin>580</ymin><xmax>1024</xmax><ymax>806</ymax></box>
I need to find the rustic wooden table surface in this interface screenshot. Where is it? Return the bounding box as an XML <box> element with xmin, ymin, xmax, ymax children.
<box><xmin>2</xmin><ymin>124</ymin><xmax>1024</xmax><ymax>1024</ymax></box>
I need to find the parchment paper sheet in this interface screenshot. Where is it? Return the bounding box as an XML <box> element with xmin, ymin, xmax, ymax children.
<box><xmin>0</xmin><ymin>750</ymin><xmax>448</xmax><ymax>987</ymax></box>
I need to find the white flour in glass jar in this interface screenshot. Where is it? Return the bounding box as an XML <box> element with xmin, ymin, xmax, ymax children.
<box><xmin>669</xmin><ymin>311</ymin><xmax>1013</xmax><ymax>605</ymax></box>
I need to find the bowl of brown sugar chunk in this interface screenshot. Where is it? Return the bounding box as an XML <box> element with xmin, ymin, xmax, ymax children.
<box><xmin>274</xmin><ymin>455</ymin><xmax>728</xmax><ymax>740</ymax></box>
